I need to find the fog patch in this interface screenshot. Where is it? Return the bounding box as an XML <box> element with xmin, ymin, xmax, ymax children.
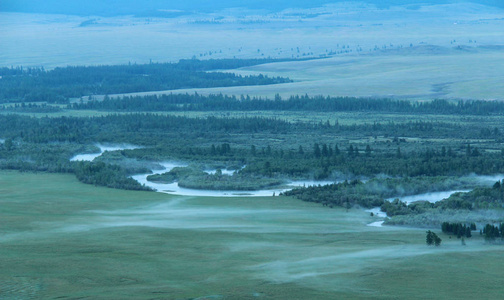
<box><xmin>203</xmin><ymin>165</ymin><xmax>246</xmax><ymax>176</ymax></box>
<box><xmin>367</xmin><ymin>221</ymin><xmax>385</xmax><ymax>227</ymax></box>
<box><xmin>70</xmin><ymin>143</ymin><xmax>141</xmax><ymax>162</ymax></box>
<box><xmin>227</xmin><ymin>241</ymin><xmax>290</xmax><ymax>252</ymax></box>
<box><xmin>133</xmin><ymin>162</ymin><xmax>335</xmax><ymax>197</ymax></box>
<box><xmin>49</xmin><ymin>200</ymin><xmax>335</xmax><ymax>234</ymax></box>
<box><xmin>88</xmin><ymin>206</ymin><xmax>323</xmax><ymax>233</ymax></box>
<box><xmin>35</xmin><ymin>195</ymin><xmax>363</xmax><ymax>239</ymax></box>
<box><xmin>387</xmin><ymin>190</ymin><xmax>471</xmax><ymax>204</ymax></box>
<box><xmin>466</xmin><ymin>174</ymin><xmax>504</xmax><ymax>185</ymax></box>
<box><xmin>204</xmin><ymin>168</ymin><xmax>236</xmax><ymax>176</ymax></box>
<box><xmin>249</xmin><ymin>243</ymin><xmax>491</xmax><ymax>285</ymax></box>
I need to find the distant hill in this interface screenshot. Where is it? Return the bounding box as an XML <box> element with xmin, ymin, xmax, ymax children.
<box><xmin>1</xmin><ymin>0</ymin><xmax>503</xmax><ymax>16</ymax></box>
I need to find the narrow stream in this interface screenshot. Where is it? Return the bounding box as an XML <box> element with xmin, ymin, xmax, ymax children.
<box><xmin>367</xmin><ymin>190</ymin><xmax>472</xmax><ymax>228</ymax></box>
<box><xmin>133</xmin><ymin>162</ymin><xmax>334</xmax><ymax>197</ymax></box>
<box><xmin>68</xmin><ymin>146</ymin><xmax>503</xmax><ymax>226</ymax></box>
<box><xmin>69</xmin><ymin>146</ymin><xmax>333</xmax><ymax>197</ymax></box>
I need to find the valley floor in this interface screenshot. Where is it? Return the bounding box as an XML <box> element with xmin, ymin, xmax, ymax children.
<box><xmin>1</xmin><ymin>170</ymin><xmax>503</xmax><ymax>299</ymax></box>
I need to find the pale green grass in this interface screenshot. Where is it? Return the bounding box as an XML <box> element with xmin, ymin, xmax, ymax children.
<box><xmin>0</xmin><ymin>109</ymin><xmax>116</xmax><ymax>118</ymax></box>
<box><xmin>162</xmin><ymin>110</ymin><xmax>504</xmax><ymax>126</ymax></box>
<box><xmin>1</xmin><ymin>170</ymin><xmax>504</xmax><ymax>299</ymax></box>
<box><xmin>19</xmin><ymin>109</ymin><xmax>504</xmax><ymax>128</ymax></box>
<box><xmin>111</xmin><ymin>48</ymin><xmax>504</xmax><ymax>101</ymax></box>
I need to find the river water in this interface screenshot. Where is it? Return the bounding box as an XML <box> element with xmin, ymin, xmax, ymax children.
<box><xmin>133</xmin><ymin>162</ymin><xmax>334</xmax><ymax>197</ymax></box>
<box><xmin>368</xmin><ymin>190</ymin><xmax>474</xmax><ymax>227</ymax></box>
<box><xmin>367</xmin><ymin>176</ymin><xmax>503</xmax><ymax>227</ymax></box>
<box><xmin>68</xmin><ymin>146</ymin><xmax>503</xmax><ymax>223</ymax></box>
<box><xmin>386</xmin><ymin>190</ymin><xmax>472</xmax><ymax>205</ymax></box>
<box><xmin>69</xmin><ymin>145</ymin><xmax>334</xmax><ymax>197</ymax></box>
<box><xmin>70</xmin><ymin>144</ymin><xmax>140</xmax><ymax>161</ymax></box>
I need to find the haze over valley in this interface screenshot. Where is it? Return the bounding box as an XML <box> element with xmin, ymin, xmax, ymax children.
<box><xmin>1</xmin><ymin>1</ymin><xmax>504</xmax><ymax>299</ymax></box>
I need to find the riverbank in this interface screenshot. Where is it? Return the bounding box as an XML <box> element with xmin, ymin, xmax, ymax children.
<box><xmin>133</xmin><ymin>162</ymin><xmax>334</xmax><ymax>197</ymax></box>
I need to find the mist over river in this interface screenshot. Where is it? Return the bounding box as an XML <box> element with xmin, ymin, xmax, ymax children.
<box><xmin>132</xmin><ymin>162</ymin><xmax>334</xmax><ymax>197</ymax></box>
<box><xmin>70</xmin><ymin>144</ymin><xmax>140</xmax><ymax>162</ymax></box>
<box><xmin>68</xmin><ymin>146</ymin><xmax>503</xmax><ymax>202</ymax></box>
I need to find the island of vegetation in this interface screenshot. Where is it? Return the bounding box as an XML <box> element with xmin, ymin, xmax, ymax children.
<box><xmin>147</xmin><ymin>166</ymin><xmax>286</xmax><ymax>191</ymax></box>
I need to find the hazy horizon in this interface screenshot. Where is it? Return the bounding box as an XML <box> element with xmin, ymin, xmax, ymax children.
<box><xmin>1</xmin><ymin>0</ymin><xmax>504</xmax><ymax>100</ymax></box>
<box><xmin>2</xmin><ymin>0</ymin><xmax>504</xmax><ymax>16</ymax></box>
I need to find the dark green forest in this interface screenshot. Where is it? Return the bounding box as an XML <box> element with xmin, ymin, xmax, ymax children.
<box><xmin>0</xmin><ymin>110</ymin><xmax>503</xmax><ymax>191</ymax></box>
<box><xmin>0</xmin><ymin>59</ymin><xmax>291</xmax><ymax>103</ymax></box>
<box><xmin>70</xmin><ymin>93</ymin><xmax>504</xmax><ymax>115</ymax></box>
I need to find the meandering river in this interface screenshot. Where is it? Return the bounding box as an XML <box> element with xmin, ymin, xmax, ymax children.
<box><xmin>68</xmin><ymin>146</ymin><xmax>503</xmax><ymax>221</ymax></box>
<box><xmin>368</xmin><ymin>175</ymin><xmax>504</xmax><ymax>227</ymax></box>
<box><xmin>69</xmin><ymin>146</ymin><xmax>334</xmax><ymax>197</ymax></box>
<box><xmin>367</xmin><ymin>190</ymin><xmax>469</xmax><ymax>228</ymax></box>
<box><xmin>132</xmin><ymin>162</ymin><xmax>334</xmax><ymax>197</ymax></box>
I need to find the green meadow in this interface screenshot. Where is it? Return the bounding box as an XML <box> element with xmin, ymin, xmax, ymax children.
<box><xmin>99</xmin><ymin>47</ymin><xmax>504</xmax><ymax>101</ymax></box>
<box><xmin>1</xmin><ymin>170</ymin><xmax>503</xmax><ymax>299</ymax></box>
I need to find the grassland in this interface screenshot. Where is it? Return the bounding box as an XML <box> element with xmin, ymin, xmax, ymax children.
<box><xmin>1</xmin><ymin>170</ymin><xmax>504</xmax><ymax>299</ymax></box>
<box><xmin>3</xmin><ymin>2</ymin><xmax>504</xmax><ymax>101</ymax></box>
<box><xmin>10</xmin><ymin>106</ymin><xmax>504</xmax><ymax>127</ymax></box>
<box><xmin>101</xmin><ymin>46</ymin><xmax>504</xmax><ymax>101</ymax></box>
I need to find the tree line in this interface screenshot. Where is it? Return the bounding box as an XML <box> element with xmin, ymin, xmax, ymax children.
<box><xmin>441</xmin><ymin>222</ymin><xmax>475</xmax><ymax>238</ymax></box>
<box><xmin>482</xmin><ymin>223</ymin><xmax>504</xmax><ymax>241</ymax></box>
<box><xmin>0</xmin><ymin>59</ymin><xmax>291</xmax><ymax>103</ymax></box>
<box><xmin>1</xmin><ymin>113</ymin><xmax>504</xmax><ymax>191</ymax></box>
<box><xmin>71</xmin><ymin>93</ymin><xmax>504</xmax><ymax>116</ymax></box>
